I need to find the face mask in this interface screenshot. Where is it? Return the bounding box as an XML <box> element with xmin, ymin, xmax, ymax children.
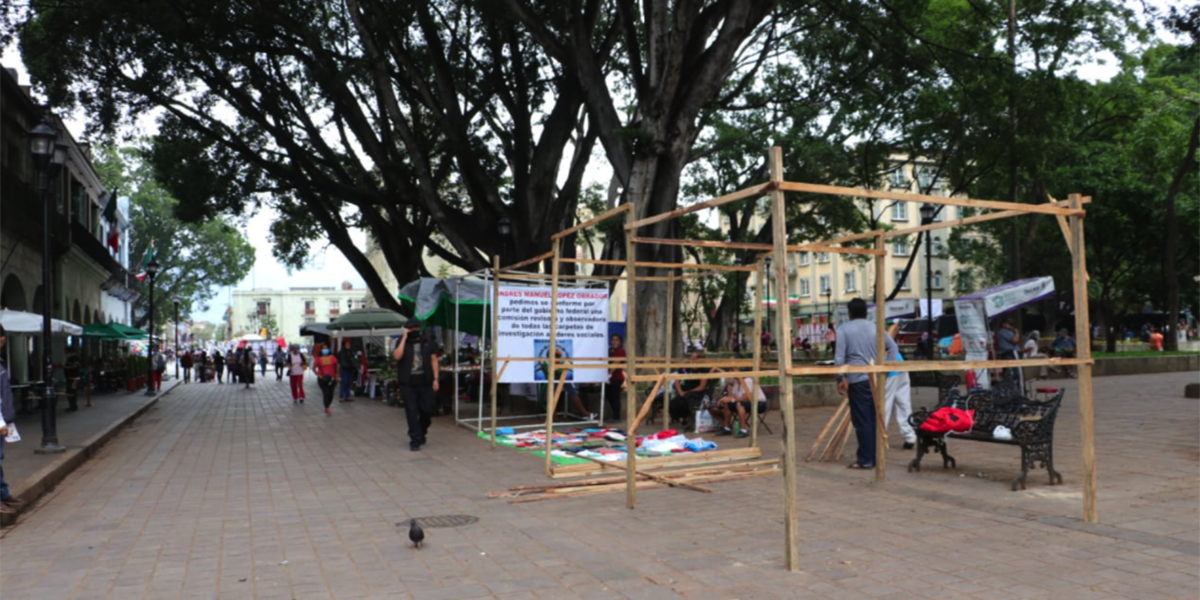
<box><xmin>322</xmin><ymin>349</ymin><xmax>330</xmax><ymax>355</ymax></box>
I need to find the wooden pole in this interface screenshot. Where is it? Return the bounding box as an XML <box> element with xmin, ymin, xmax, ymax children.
<box><xmin>1069</xmin><ymin>193</ymin><xmax>1098</xmax><ymax>522</ymax></box>
<box><xmin>768</xmin><ymin>147</ymin><xmax>800</xmax><ymax>572</ymax></box>
<box><xmin>624</xmin><ymin>204</ymin><xmax>640</xmax><ymax>509</ymax></box>
<box><xmin>751</xmin><ymin>259</ymin><xmax>764</xmax><ymax>447</ymax></box>
<box><xmin>873</xmin><ymin>234</ymin><xmax>887</xmax><ymax>482</ymax></box>
<box><xmin>804</xmin><ymin>399</ymin><xmax>848</xmax><ymax>462</ymax></box>
<box><xmin>664</xmin><ymin>268</ymin><xmax>675</xmax><ymax>431</ymax></box>
<box><xmin>544</xmin><ymin>239</ymin><xmax>562</xmax><ymax>476</ymax></box>
<box><xmin>491</xmin><ymin>255</ymin><xmax>501</xmax><ymax>449</ymax></box>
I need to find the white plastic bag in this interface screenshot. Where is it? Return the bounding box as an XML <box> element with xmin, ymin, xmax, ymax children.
<box><xmin>992</xmin><ymin>425</ymin><xmax>1012</xmax><ymax>441</ymax></box>
<box><xmin>695</xmin><ymin>409</ymin><xmax>716</xmax><ymax>433</ymax></box>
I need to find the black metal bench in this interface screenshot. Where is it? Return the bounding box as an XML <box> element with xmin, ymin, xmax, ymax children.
<box><xmin>907</xmin><ymin>378</ymin><xmax>1065</xmax><ymax>491</ymax></box>
<box><xmin>908</xmin><ymin>371</ymin><xmax>961</xmax><ymax>404</ymax></box>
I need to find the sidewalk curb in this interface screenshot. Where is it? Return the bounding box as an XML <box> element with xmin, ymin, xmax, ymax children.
<box><xmin>2</xmin><ymin>379</ymin><xmax>182</xmax><ymax>526</ymax></box>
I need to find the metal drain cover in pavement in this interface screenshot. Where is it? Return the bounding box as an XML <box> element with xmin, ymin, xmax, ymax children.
<box><xmin>399</xmin><ymin>515</ymin><xmax>478</xmax><ymax>529</ymax></box>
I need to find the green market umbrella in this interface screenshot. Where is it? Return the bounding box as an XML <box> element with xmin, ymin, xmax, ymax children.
<box><xmin>327</xmin><ymin>308</ymin><xmax>408</xmax><ymax>336</ymax></box>
<box><xmin>82</xmin><ymin>322</ymin><xmax>136</xmax><ymax>340</ymax></box>
<box><xmin>109</xmin><ymin>322</ymin><xmax>149</xmax><ymax>339</ymax></box>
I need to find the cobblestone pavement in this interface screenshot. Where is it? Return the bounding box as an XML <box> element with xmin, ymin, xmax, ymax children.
<box><xmin>0</xmin><ymin>372</ymin><xmax>1196</xmax><ymax>599</ymax></box>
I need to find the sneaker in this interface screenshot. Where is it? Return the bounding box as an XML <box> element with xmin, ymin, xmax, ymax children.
<box><xmin>716</xmin><ymin>428</ymin><xmax>733</xmax><ymax>436</ymax></box>
<box><xmin>410</xmin><ymin>443</ymin><xmax>420</xmax><ymax>452</ymax></box>
<box><xmin>734</xmin><ymin>430</ymin><xmax>749</xmax><ymax>439</ymax></box>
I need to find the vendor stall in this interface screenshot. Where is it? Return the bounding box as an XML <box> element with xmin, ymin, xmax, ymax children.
<box><xmin>954</xmin><ymin>276</ymin><xmax>1055</xmax><ymax>388</ymax></box>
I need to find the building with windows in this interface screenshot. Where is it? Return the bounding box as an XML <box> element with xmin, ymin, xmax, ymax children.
<box><xmin>1</xmin><ymin>66</ymin><xmax>138</xmax><ymax>383</ymax></box>
<box><xmin>230</xmin><ymin>282</ymin><xmax>371</xmax><ymax>343</ymax></box>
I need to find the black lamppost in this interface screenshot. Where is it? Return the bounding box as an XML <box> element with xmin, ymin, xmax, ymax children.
<box><xmin>733</xmin><ymin>257</ymin><xmax>745</xmax><ymax>352</ymax></box>
<box><xmin>173</xmin><ymin>296</ymin><xmax>180</xmax><ymax>380</ymax></box>
<box><xmin>497</xmin><ymin>217</ymin><xmax>512</xmax><ymax>267</ymax></box>
<box><xmin>30</xmin><ymin>119</ymin><xmax>68</xmax><ymax>454</ymax></box>
<box><xmin>764</xmin><ymin>255</ymin><xmax>773</xmax><ymax>346</ymax></box>
<box><xmin>144</xmin><ymin>258</ymin><xmax>160</xmax><ymax>396</ymax></box>
<box><xmin>920</xmin><ymin>203</ymin><xmax>936</xmax><ymax>356</ymax></box>
<box><xmin>822</xmin><ymin>286</ymin><xmax>832</xmax><ymax>319</ymax></box>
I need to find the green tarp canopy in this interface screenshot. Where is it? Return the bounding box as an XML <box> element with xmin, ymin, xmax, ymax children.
<box><xmin>327</xmin><ymin>308</ymin><xmax>407</xmax><ymax>336</ymax></box>
<box><xmin>83</xmin><ymin>322</ymin><xmax>138</xmax><ymax>340</ymax></box>
<box><xmin>398</xmin><ymin>277</ymin><xmax>491</xmax><ymax>336</ymax></box>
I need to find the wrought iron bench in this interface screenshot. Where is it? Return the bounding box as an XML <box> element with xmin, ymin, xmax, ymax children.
<box><xmin>908</xmin><ymin>371</ymin><xmax>960</xmax><ymax>403</ymax></box>
<box><xmin>907</xmin><ymin>377</ymin><xmax>1065</xmax><ymax>491</ymax></box>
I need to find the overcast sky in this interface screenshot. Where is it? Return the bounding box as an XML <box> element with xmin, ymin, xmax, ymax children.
<box><xmin>1</xmin><ymin>2</ymin><xmax>1180</xmax><ymax>324</ymax></box>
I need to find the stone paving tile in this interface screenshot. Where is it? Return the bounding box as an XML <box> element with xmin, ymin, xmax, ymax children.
<box><xmin>0</xmin><ymin>372</ymin><xmax>1197</xmax><ymax>599</ymax></box>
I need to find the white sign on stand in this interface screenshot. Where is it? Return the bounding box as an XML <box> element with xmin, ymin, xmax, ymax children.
<box><xmin>495</xmin><ymin>286</ymin><xmax>610</xmax><ymax>383</ymax></box>
<box><xmin>955</xmin><ymin>299</ymin><xmax>990</xmax><ymax>388</ymax></box>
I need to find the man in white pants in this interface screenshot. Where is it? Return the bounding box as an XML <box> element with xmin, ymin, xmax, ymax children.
<box><xmin>884</xmin><ymin>327</ymin><xmax>916</xmax><ymax>450</ymax></box>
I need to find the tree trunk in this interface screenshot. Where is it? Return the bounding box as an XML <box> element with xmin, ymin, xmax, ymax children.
<box><xmin>1162</xmin><ymin>116</ymin><xmax>1199</xmax><ymax>351</ymax></box>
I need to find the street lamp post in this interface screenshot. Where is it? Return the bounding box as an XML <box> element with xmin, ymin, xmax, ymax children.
<box><xmin>144</xmin><ymin>258</ymin><xmax>160</xmax><ymax>396</ymax></box>
<box><xmin>30</xmin><ymin>119</ymin><xmax>68</xmax><ymax>455</ymax></box>
<box><xmin>920</xmin><ymin>203</ymin><xmax>936</xmax><ymax>358</ymax></box>
<box><xmin>733</xmin><ymin>257</ymin><xmax>745</xmax><ymax>353</ymax></box>
<box><xmin>497</xmin><ymin>217</ymin><xmax>512</xmax><ymax>268</ymax></box>
<box><xmin>173</xmin><ymin>296</ymin><xmax>180</xmax><ymax>380</ymax></box>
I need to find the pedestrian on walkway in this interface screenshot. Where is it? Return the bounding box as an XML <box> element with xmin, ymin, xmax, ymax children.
<box><xmin>273</xmin><ymin>346</ymin><xmax>286</xmax><ymax>381</ymax></box>
<box><xmin>883</xmin><ymin>321</ymin><xmax>916</xmax><ymax>450</ymax></box>
<box><xmin>195</xmin><ymin>350</ymin><xmax>207</xmax><ymax>384</ymax></box>
<box><xmin>241</xmin><ymin>347</ymin><xmax>256</xmax><ymax>389</ymax></box>
<box><xmin>180</xmin><ymin>349</ymin><xmax>193</xmax><ymax>383</ymax></box>
<box><xmin>337</xmin><ymin>339</ymin><xmax>357</xmax><ymax>403</ymax></box>
<box><xmin>313</xmin><ymin>347</ymin><xmax>338</xmax><ymax>415</ymax></box>
<box><xmin>213</xmin><ymin>350</ymin><xmax>225</xmax><ymax>384</ymax></box>
<box><xmin>836</xmin><ymin>298</ymin><xmax>898</xmax><ymax>470</ymax></box>
<box><xmin>393</xmin><ymin>319</ymin><xmax>440</xmax><ymax>451</ymax></box>
<box><xmin>288</xmin><ymin>345</ymin><xmax>307</xmax><ymax>404</ymax></box>
<box><xmin>258</xmin><ymin>349</ymin><xmax>268</xmax><ymax>377</ymax></box>
<box><xmin>605</xmin><ymin>334</ymin><xmax>626</xmax><ymax>421</ymax></box>
<box><xmin>152</xmin><ymin>348</ymin><xmax>166</xmax><ymax>391</ymax></box>
<box><xmin>0</xmin><ymin>325</ymin><xmax>26</xmax><ymax>517</ymax></box>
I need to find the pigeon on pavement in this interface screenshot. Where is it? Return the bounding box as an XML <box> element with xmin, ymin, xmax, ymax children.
<box><xmin>409</xmin><ymin>519</ymin><xmax>425</xmax><ymax>549</ymax></box>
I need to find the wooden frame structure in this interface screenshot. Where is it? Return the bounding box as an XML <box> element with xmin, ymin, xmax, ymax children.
<box><xmin>491</xmin><ymin>147</ymin><xmax>1097</xmax><ymax>573</ymax></box>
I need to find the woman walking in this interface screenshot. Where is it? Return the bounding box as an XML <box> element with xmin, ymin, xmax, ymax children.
<box><xmin>313</xmin><ymin>347</ymin><xmax>339</xmax><ymax>415</ymax></box>
<box><xmin>213</xmin><ymin>350</ymin><xmax>225</xmax><ymax>384</ymax></box>
<box><xmin>287</xmin><ymin>345</ymin><xmax>307</xmax><ymax>404</ymax></box>
<box><xmin>241</xmin><ymin>347</ymin><xmax>256</xmax><ymax>389</ymax></box>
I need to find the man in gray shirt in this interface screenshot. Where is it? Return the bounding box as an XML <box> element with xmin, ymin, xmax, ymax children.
<box><xmin>835</xmin><ymin>299</ymin><xmax>899</xmax><ymax>469</ymax></box>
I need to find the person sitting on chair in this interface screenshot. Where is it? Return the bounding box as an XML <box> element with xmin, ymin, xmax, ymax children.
<box><xmin>711</xmin><ymin>368</ymin><xmax>764</xmax><ymax>438</ymax></box>
<box><xmin>668</xmin><ymin>351</ymin><xmax>712</xmax><ymax>427</ymax></box>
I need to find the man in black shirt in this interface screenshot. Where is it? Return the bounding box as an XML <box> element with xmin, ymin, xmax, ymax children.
<box><xmin>336</xmin><ymin>339</ymin><xmax>358</xmax><ymax>403</ymax></box>
<box><xmin>393</xmin><ymin>319</ymin><xmax>440</xmax><ymax>451</ymax></box>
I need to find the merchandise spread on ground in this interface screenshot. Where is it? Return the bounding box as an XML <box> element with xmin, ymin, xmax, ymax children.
<box><xmin>476</xmin><ymin>428</ymin><xmax>718</xmax><ymax>465</ymax></box>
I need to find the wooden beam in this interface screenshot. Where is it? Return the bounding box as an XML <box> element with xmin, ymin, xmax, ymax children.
<box><xmin>786</xmin><ymin>244</ymin><xmax>885</xmax><ymax>256</ymax></box>
<box><xmin>501</xmin><ymin>251</ymin><xmax>554</xmax><ymax>273</ymax></box>
<box><xmin>572</xmin><ymin>454</ymin><xmax>713</xmax><ymax>494</ymax></box>
<box><xmin>629</xmin><ymin>375</ymin><xmax>668</xmax><ymax>435</ymax></box>
<box><xmin>751</xmin><ymin>258</ymin><xmax>764</xmax><ymax>448</ymax></box>
<box><xmin>549</xmin><ymin>447</ymin><xmax>764</xmax><ymax>478</ymax></box>
<box><xmin>624</xmin><ymin>203</ymin><xmax>639</xmax><ymax>509</ymax></box>
<box><xmin>786</xmin><ymin>357</ymin><xmax>1092</xmax><ymax>377</ymax></box>
<box><xmin>633</xmin><ymin>236</ymin><xmax>884</xmax><ymax>256</ymax></box>
<box><xmin>552</xmin><ymin>203</ymin><xmax>632</xmax><ymax>240</ymax></box>
<box><xmin>490</xmin><ymin>256</ymin><xmax>501</xmax><ymax>450</ymax></box>
<box><xmin>1070</xmin><ymin>193</ymin><xmax>1098</xmax><ymax>523</ymax></box>
<box><xmin>769</xmin><ymin>147</ymin><xmax>801</xmax><ymax>574</ymax></box>
<box><xmin>544</xmin><ymin>239</ymin><xmax>563</xmax><ymax>477</ymax></box>
<box><xmin>627</xmin><ymin>183</ymin><xmax>771</xmax><ymax>230</ymax></box>
<box><xmin>778</xmin><ymin>181</ymin><xmax>1082</xmax><ymax>217</ymax></box>
<box><xmin>664</xmin><ymin>270</ymin><xmax>676</xmax><ymax>434</ymax></box>
<box><xmin>805</xmin><ymin>399</ymin><xmax>848</xmax><ymax>462</ymax></box>
<box><xmin>873</xmin><ymin>234</ymin><xmax>887</xmax><ymax>483</ymax></box>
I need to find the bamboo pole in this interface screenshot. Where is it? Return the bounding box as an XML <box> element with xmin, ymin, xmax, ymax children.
<box><xmin>821</xmin><ymin>415</ymin><xmax>851</xmax><ymax>462</ymax></box>
<box><xmin>544</xmin><ymin>239</ymin><xmax>562</xmax><ymax>477</ymax></box>
<box><xmin>750</xmin><ymin>258</ymin><xmax>764</xmax><ymax>447</ymax></box>
<box><xmin>629</xmin><ymin>374</ymin><xmax>668</xmax><ymax>435</ymax></box>
<box><xmin>490</xmin><ymin>256</ymin><xmax>501</xmax><ymax>449</ymax></box>
<box><xmin>778</xmin><ymin>181</ymin><xmax>1082</xmax><ymax>217</ymax></box>
<box><xmin>873</xmin><ymin>234</ymin><xmax>887</xmax><ymax>482</ymax></box>
<box><xmin>624</xmin><ymin>203</ymin><xmax>639</xmax><ymax>509</ymax></box>
<box><xmin>830</xmin><ymin>416</ymin><xmax>852</xmax><ymax>461</ymax></box>
<box><xmin>1070</xmin><ymin>193</ymin><xmax>1098</xmax><ymax>523</ymax></box>
<box><xmin>572</xmin><ymin>454</ymin><xmax>713</xmax><ymax>494</ymax></box>
<box><xmin>768</xmin><ymin>147</ymin><xmax>800</xmax><ymax>572</ymax></box>
<box><xmin>629</xmin><ymin>370</ymin><xmax>782</xmax><ymax>382</ymax></box>
<box><xmin>631</xmin><ymin>236</ymin><xmax>883</xmax><ymax>256</ymax></box>
<box><xmin>785</xmin><ymin>356</ymin><xmax>1092</xmax><ymax>377</ymax></box>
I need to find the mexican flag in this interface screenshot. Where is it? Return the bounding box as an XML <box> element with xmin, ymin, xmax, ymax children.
<box><xmin>135</xmin><ymin>242</ymin><xmax>155</xmax><ymax>281</ymax></box>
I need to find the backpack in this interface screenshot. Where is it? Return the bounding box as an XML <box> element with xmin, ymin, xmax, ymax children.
<box><xmin>919</xmin><ymin>407</ymin><xmax>975</xmax><ymax>434</ymax></box>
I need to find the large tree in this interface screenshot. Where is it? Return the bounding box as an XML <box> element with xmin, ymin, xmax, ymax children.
<box><xmin>17</xmin><ymin>0</ymin><xmax>599</xmax><ymax>310</ymax></box>
<box><xmin>91</xmin><ymin>144</ymin><xmax>256</xmax><ymax>334</ymax></box>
